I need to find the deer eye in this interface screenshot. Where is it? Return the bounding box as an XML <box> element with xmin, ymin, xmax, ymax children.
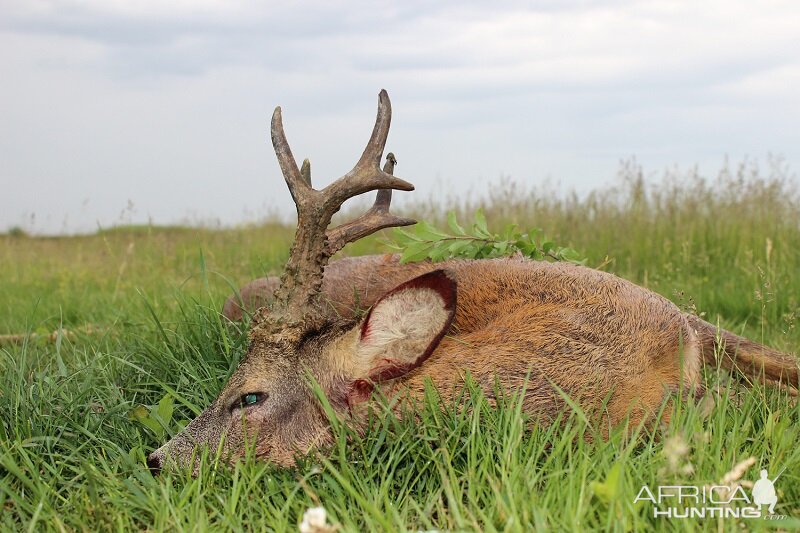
<box><xmin>233</xmin><ymin>392</ymin><xmax>267</xmax><ymax>411</ymax></box>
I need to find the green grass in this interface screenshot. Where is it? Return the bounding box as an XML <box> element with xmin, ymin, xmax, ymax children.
<box><xmin>1</xmin><ymin>161</ymin><xmax>799</xmax><ymax>531</ymax></box>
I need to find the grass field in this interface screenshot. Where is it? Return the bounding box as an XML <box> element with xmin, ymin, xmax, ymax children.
<box><xmin>1</xmin><ymin>161</ymin><xmax>799</xmax><ymax>531</ymax></box>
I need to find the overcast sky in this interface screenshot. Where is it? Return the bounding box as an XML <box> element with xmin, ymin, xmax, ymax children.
<box><xmin>1</xmin><ymin>0</ymin><xmax>799</xmax><ymax>234</ymax></box>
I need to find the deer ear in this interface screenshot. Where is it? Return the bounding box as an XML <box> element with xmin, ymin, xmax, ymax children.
<box><xmin>350</xmin><ymin>269</ymin><xmax>456</xmax><ymax>387</ymax></box>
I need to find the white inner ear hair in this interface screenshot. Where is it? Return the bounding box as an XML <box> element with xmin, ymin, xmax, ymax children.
<box><xmin>357</xmin><ymin>287</ymin><xmax>450</xmax><ymax>367</ymax></box>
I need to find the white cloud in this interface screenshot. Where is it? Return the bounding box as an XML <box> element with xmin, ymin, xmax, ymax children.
<box><xmin>1</xmin><ymin>0</ymin><xmax>799</xmax><ymax>233</ymax></box>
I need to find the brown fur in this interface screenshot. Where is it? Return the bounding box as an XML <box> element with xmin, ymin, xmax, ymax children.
<box><xmin>148</xmin><ymin>255</ymin><xmax>798</xmax><ymax>472</ymax></box>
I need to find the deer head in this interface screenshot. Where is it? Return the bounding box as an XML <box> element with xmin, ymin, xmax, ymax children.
<box><xmin>147</xmin><ymin>91</ymin><xmax>457</xmax><ymax>472</ymax></box>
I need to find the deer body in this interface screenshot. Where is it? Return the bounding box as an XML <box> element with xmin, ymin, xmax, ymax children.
<box><xmin>148</xmin><ymin>92</ymin><xmax>798</xmax><ymax>472</ymax></box>
<box><xmin>393</xmin><ymin>257</ymin><xmax>701</xmax><ymax>428</ymax></box>
<box><xmin>228</xmin><ymin>254</ymin><xmax>701</xmax><ymax>430</ymax></box>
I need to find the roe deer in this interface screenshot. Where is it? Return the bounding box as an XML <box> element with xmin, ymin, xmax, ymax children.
<box><xmin>148</xmin><ymin>91</ymin><xmax>799</xmax><ymax>472</ymax></box>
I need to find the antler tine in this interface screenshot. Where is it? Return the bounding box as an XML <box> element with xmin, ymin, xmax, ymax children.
<box><xmin>268</xmin><ymin>91</ymin><xmax>415</xmax><ymax>325</ymax></box>
<box><xmin>355</xmin><ymin>89</ymin><xmax>392</xmax><ymax>172</ymax></box>
<box><xmin>325</xmin><ymin>153</ymin><xmax>416</xmax><ymax>256</ymax></box>
<box><xmin>271</xmin><ymin>106</ymin><xmax>314</xmax><ymax>204</ymax></box>
<box><xmin>322</xmin><ymin>90</ymin><xmax>414</xmax><ymax>212</ymax></box>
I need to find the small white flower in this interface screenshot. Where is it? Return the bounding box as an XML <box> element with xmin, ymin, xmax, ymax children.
<box><xmin>299</xmin><ymin>506</ymin><xmax>336</xmax><ymax>533</ymax></box>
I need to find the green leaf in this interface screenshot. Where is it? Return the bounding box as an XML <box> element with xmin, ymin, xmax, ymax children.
<box><xmin>130</xmin><ymin>406</ymin><xmax>165</xmax><ymax>438</ymax></box>
<box><xmin>395</xmin><ymin>228</ymin><xmax>423</xmax><ymax>242</ymax></box>
<box><xmin>501</xmin><ymin>223</ymin><xmax>520</xmax><ymax>241</ymax></box>
<box><xmin>400</xmin><ymin>241</ymin><xmax>433</xmax><ymax>264</ymax></box>
<box><xmin>590</xmin><ymin>461</ymin><xmax>622</xmax><ymax>504</ymax></box>
<box><xmin>428</xmin><ymin>245</ymin><xmax>452</xmax><ymax>262</ymax></box>
<box><xmin>447</xmin><ymin>240</ymin><xmax>474</xmax><ymax>256</ymax></box>
<box><xmin>141</xmin><ymin>418</ymin><xmax>164</xmax><ymax>438</ymax></box>
<box><xmin>477</xmin><ymin>242</ymin><xmax>496</xmax><ymax>258</ymax></box>
<box><xmin>128</xmin><ymin>405</ymin><xmax>149</xmax><ymax>421</ymax></box>
<box><xmin>415</xmin><ymin>221</ymin><xmax>449</xmax><ymax>241</ymax></box>
<box><xmin>447</xmin><ymin>211</ymin><xmax>466</xmax><ymax>235</ymax></box>
<box><xmin>473</xmin><ymin>209</ymin><xmax>491</xmax><ymax>238</ymax></box>
<box><xmin>559</xmin><ymin>248</ymin><xmax>586</xmax><ymax>264</ymax></box>
<box><xmin>155</xmin><ymin>394</ymin><xmax>174</xmax><ymax>426</ymax></box>
<box><xmin>382</xmin><ymin>240</ymin><xmax>403</xmax><ymax>251</ymax></box>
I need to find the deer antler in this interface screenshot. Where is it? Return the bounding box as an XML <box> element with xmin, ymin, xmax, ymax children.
<box><xmin>325</xmin><ymin>154</ymin><xmax>416</xmax><ymax>255</ymax></box>
<box><xmin>268</xmin><ymin>90</ymin><xmax>416</xmax><ymax>325</ymax></box>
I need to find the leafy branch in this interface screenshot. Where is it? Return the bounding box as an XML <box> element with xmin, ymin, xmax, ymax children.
<box><xmin>129</xmin><ymin>394</ymin><xmax>188</xmax><ymax>441</ymax></box>
<box><xmin>385</xmin><ymin>209</ymin><xmax>586</xmax><ymax>264</ymax></box>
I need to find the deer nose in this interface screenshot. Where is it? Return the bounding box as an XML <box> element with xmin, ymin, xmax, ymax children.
<box><xmin>146</xmin><ymin>452</ymin><xmax>162</xmax><ymax>476</ymax></box>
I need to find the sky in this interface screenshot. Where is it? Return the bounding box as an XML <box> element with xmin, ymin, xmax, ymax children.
<box><xmin>1</xmin><ymin>0</ymin><xmax>799</xmax><ymax>234</ymax></box>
